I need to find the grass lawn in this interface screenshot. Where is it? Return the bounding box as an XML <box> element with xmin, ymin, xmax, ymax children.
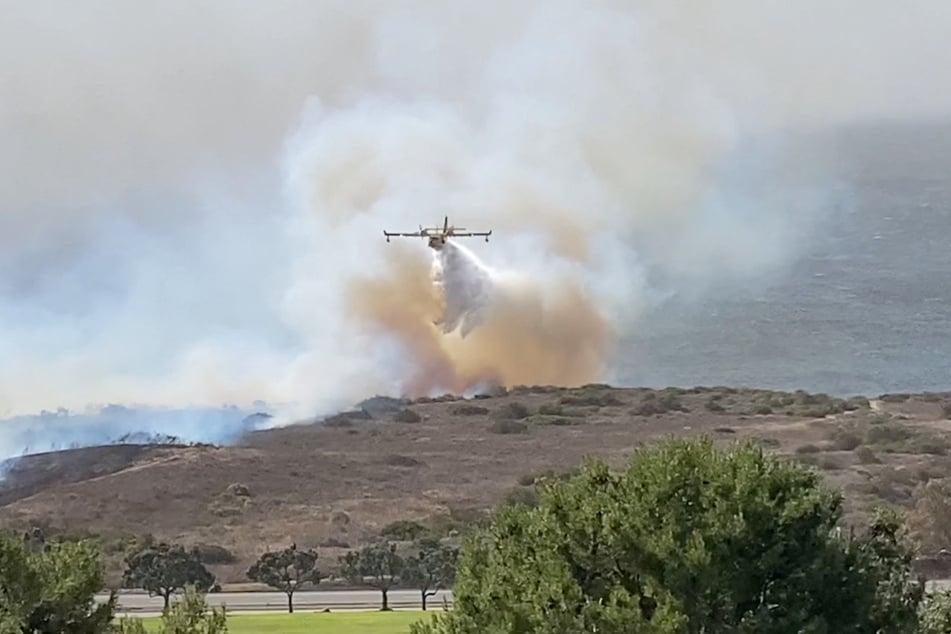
<box><xmin>135</xmin><ymin>611</ymin><xmax>431</xmax><ymax>633</ymax></box>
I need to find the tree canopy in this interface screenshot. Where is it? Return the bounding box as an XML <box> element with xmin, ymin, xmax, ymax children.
<box><xmin>122</xmin><ymin>542</ymin><xmax>217</xmax><ymax>610</ymax></box>
<box><xmin>115</xmin><ymin>585</ymin><xmax>227</xmax><ymax>634</ymax></box>
<box><xmin>404</xmin><ymin>539</ymin><xmax>458</xmax><ymax>611</ymax></box>
<box><xmin>0</xmin><ymin>533</ymin><xmax>115</xmax><ymax>634</ymax></box>
<box><xmin>340</xmin><ymin>540</ymin><xmax>404</xmax><ymax>611</ymax></box>
<box><xmin>413</xmin><ymin>437</ymin><xmax>929</xmax><ymax>634</ymax></box>
<box><xmin>246</xmin><ymin>543</ymin><xmax>320</xmax><ymax>613</ymax></box>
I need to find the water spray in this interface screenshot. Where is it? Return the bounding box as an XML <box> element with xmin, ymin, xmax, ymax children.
<box><xmin>382</xmin><ymin>215</ymin><xmax>495</xmax><ymax>338</ymax></box>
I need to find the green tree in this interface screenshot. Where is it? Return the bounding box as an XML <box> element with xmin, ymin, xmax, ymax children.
<box><xmin>114</xmin><ymin>617</ymin><xmax>148</xmax><ymax>634</ymax></box>
<box><xmin>920</xmin><ymin>589</ymin><xmax>951</xmax><ymax>634</ymax></box>
<box><xmin>404</xmin><ymin>539</ymin><xmax>458</xmax><ymax>611</ymax></box>
<box><xmin>340</xmin><ymin>540</ymin><xmax>404</xmax><ymax>611</ymax></box>
<box><xmin>0</xmin><ymin>533</ymin><xmax>116</xmax><ymax>634</ymax></box>
<box><xmin>156</xmin><ymin>585</ymin><xmax>227</xmax><ymax>634</ymax></box>
<box><xmin>0</xmin><ymin>534</ymin><xmax>40</xmax><ymax>632</ymax></box>
<box><xmin>412</xmin><ymin>437</ymin><xmax>927</xmax><ymax>634</ymax></box>
<box><xmin>122</xmin><ymin>542</ymin><xmax>217</xmax><ymax>611</ymax></box>
<box><xmin>246</xmin><ymin>543</ymin><xmax>320</xmax><ymax>613</ymax></box>
<box><xmin>380</xmin><ymin>520</ymin><xmax>430</xmax><ymax>541</ymax></box>
<box><xmin>116</xmin><ymin>585</ymin><xmax>227</xmax><ymax>634</ymax></box>
<box><xmin>853</xmin><ymin>507</ymin><xmax>925</xmax><ymax>632</ymax></box>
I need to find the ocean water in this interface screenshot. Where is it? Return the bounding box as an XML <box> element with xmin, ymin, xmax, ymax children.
<box><xmin>618</xmin><ymin>122</ymin><xmax>951</xmax><ymax>397</ymax></box>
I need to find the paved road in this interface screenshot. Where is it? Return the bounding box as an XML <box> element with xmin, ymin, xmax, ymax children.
<box><xmin>105</xmin><ymin>581</ymin><xmax>951</xmax><ymax>617</ymax></box>
<box><xmin>101</xmin><ymin>589</ymin><xmax>453</xmax><ymax>616</ymax></box>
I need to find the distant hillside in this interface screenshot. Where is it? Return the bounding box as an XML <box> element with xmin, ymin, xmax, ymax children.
<box><xmin>2</xmin><ymin>384</ymin><xmax>951</xmax><ymax>586</ymax></box>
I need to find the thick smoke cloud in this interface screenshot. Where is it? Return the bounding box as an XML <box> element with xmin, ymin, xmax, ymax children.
<box><xmin>346</xmin><ymin>240</ymin><xmax>613</xmax><ymax>396</ymax></box>
<box><xmin>1</xmin><ymin>0</ymin><xmax>950</xmax><ymax>457</ymax></box>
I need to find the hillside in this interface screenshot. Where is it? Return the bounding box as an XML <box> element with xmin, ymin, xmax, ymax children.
<box><xmin>2</xmin><ymin>384</ymin><xmax>951</xmax><ymax>586</ymax></box>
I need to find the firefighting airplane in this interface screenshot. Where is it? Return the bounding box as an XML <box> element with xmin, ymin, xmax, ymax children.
<box><xmin>383</xmin><ymin>215</ymin><xmax>492</xmax><ymax>248</ymax></box>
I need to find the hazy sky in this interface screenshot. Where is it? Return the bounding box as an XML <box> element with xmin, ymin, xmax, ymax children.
<box><xmin>2</xmin><ymin>0</ymin><xmax>950</xmax><ymax>421</ymax></box>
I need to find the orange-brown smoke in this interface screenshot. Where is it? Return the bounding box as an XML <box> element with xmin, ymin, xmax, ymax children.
<box><xmin>345</xmin><ymin>244</ymin><xmax>613</xmax><ymax>397</ymax></box>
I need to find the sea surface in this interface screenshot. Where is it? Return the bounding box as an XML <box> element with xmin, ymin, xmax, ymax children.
<box><xmin>619</xmin><ymin>122</ymin><xmax>951</xmax><ymax>398</ymax></box>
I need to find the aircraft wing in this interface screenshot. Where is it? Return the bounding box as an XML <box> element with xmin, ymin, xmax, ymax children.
<box><xmin>383</xmin><ymin>230</ymin><xmax>424</xmax><ymax>237</ymax></box>
<box><xmin>447</xmin><ymin>230</ymin><xmax>492</xmax><ymax>241</ymax></box>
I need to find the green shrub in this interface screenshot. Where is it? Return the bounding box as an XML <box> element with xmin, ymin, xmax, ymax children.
<box><xmin>0</xmin><ymin>535</ymin><xmax>117</xmax><ymax>633</ymax></box>
<box><xmin>631</xmin><ymin>391</ymin><xmax>687</xmax><ymax>416</ymax></box>
<box><xmin>855</xmin><ymin>446</ymin><xmax>881</xmax><ymax>464</ymax></box>
<box><xmin>516</xmin><ymin>473</ymin><xmax>537</xmax><ymax>487</ymax></box>
<box><xmin>192</xmin><ymin>543</ymin><xmax>236</xmax><ymax>565</ymax></box>
<box><xmin>380</xmin><ymin>520</ymin><xmax>429</xmax><ymax>541</ymax></box>
<box><xmin>116</xmin><ymin>618</ymin><xmax>148</xmax><ymax>633</ymax></box>
<box><xmin>491</xmin><ymin>402</ymin><xmax>531</xmax><ymax>420</ymax></box>
<box><xmin>517</xmin><ymin>468</ymin><xmax>579</xmax><ymax>487</ymax></box>
<box><xmin>501</xmin><ymin>487</ymin><xmax>538</xmax><ymax>509</ymax></box>
<box><xmin>908</xmin><ymin>436</ymin><xmax>950</xmax><ymax>456</ymax></box>
<box><xmin>846</xmin><ymin>396</ymin><xmax>871</xmax><ymax>410</ymax></box>
<box><xmin>393</xmin><ymin>408</ymin><xmax>422</xmax><ymax>423</ymax></box>
<box><xmin>632</xmin><ymin>401</ymin><xmax>661</xmax><ymax>416</ymax></box>
<box><xmin>411</xmin><ymin>439</ymin><xmax>926</xmax><ymax>634</ymax></box>
<box><xmin>560</xmin><ymin>394</ymin><xmax>623</xmax><ymax>407</ymax></box>
<box><xmin>831</xmin><ymin>429</ymin><xmax>863</xmax><ymax>451</ymax></box>
<box><xmin>157</xmin><ymin>585</ymin><xmax>227</xmax><ymax>633</ymax></box>
<box><xmin>881</xmin><ymin>393</ymin><xmax>911</xmax><ymax>403</ymax></box>
<box><xmin>866</xmin><ymin>424</ymin><xmax>913</xmax><ymax>445</ymax></box>
<box><xmin>537</xmin><ymin>403</ymin><xmax>564</xmax><ymax>416</ymax></box>
<box><xmin>921</xmin><ymin>590</ymin><xmax>951</xmax><ymax>634</ymax></box>
<box><xmin>656</xmin><ymin>391</ymin><xmax>688</xmax><ymax>412</ymax></box>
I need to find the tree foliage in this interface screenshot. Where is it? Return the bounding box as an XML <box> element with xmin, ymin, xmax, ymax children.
<box><xmin>908</xmin><ymin>478</ymin><xmax>951</xmax><ymax>553</ymax></box>
<box><xmin>380</xmin><ymin>520</ymin><xmax>431</xmax><ymax>541</ymax></box>
<box><xmin>413</xmin><ymin>437</ymin><xmax>928</xmax><ymax>634</ymax></box>
<box><xmin>122</xmin><ymin>542</ymin><xmax>217</xmax><ymax>610</ymax></box>
<box><xmin>246</xmin><ymin>543</ymin><xmax>320</xmax><ymax>613</ymax></box>
<box><xmin>340</xmin><ymin>540</ymin><xmax>404</xmax><ymax>611</ymax></box>
<box><xmin>0</xmin><ymin>533</ymin><xmax>116</xmax><ymax>634</ymax></box>
<box><xmin>116</xmin><ymin>586</ymin><xmax>227</xmax><ymax>634</ymax></box>
<box><xmin>154</xmin><ymin>585</ymin><xmax>227</xmax><ymax>634</ymax></box>
<box><xmin>404</xmin><ymin>539</ymin><xmax>458</xmax><ymax>610</ymax></box>
<box><xmin>920</xmin><ymin>589</ymin><xmax>951</xmax><ymax>634</ymax></box>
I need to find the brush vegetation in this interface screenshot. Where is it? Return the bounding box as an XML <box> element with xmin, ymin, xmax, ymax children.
<box><xmin>2</xmin><ymin>385</ymin><xmax>951</xmax><ymax>586</ymax></box>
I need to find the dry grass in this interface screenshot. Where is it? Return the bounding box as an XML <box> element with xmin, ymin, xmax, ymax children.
<box><xmin>1</xmin><ymin>386</ymin><xmax>950</xmax><ymax>585</ymax></box>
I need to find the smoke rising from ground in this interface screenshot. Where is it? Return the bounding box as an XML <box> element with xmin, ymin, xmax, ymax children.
<box><xmin>2</xmin><ymin>1</ymin><xmax>951</xmax><ymax>456</ymax></box>
<box><xmin>347</xmin><ymin>240</ymin><xmax>613</xmax><ymax>396</ymax></box>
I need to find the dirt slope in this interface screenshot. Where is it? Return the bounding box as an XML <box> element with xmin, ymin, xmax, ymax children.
<box><xmin>1</xmin><ymin>384</ymin><xmax>950</xmax><ymax>586</ymax></box>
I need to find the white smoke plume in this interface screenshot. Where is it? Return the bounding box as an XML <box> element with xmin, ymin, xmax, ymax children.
<box><xmin>344</xmin><ymin>237</ymin><xmax>613</xmax><ymax>398</ymax></box>
<box><xmin>1</xmin><ymin>0</ymin><xmax>950</xmax><ymax>457</ymax></box>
